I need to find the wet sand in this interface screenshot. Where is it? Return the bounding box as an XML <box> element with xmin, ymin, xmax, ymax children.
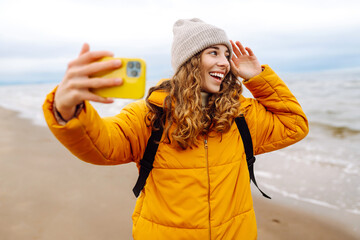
<box><xmin>0</xmin><ymin>106</ymin><xmax>358</xmax><ymax>239</ymax></box>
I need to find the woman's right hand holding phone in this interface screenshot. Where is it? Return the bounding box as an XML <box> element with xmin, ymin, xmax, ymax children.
<box><xmin>54</xmin><ymin>43</ymin><xmax>123</xmax><ymax>121</ymax></box>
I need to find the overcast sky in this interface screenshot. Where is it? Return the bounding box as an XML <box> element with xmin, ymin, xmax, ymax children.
<box><xmin>0</xmin><ymin>0</ymin><xmax>360</xmax><ymax>82</ymax></box>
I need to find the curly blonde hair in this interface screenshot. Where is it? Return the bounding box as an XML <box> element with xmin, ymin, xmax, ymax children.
<box><xmin>145</xmin><ymin>52</ymin><xmax>243</xmax><ymax>149</ymax></box>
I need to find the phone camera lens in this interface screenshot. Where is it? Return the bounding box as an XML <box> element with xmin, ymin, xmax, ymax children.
<box><xmin>128</xmin><ymin>62</ymin><xmax>134</xmax><ymax>68</ymax></box>
<box><xmin>131</xmin><ymin>70</ymin><xmax>138</xmax><ymax>77</ymax></box>
<box><xmin>135</xmin><ymin>62</ymin><xmax>141</xmax><ymax>69</ymax></box>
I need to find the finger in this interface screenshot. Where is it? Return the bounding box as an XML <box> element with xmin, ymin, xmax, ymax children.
<box><xmin>230</xmin><ymin>40</ymin><xmax>241</xmax><ymax>58</ymax></box>
<box><xmin>83</xmin><ymin>91</ymin><xmax>115</xmax><ymax>104</ymax></box>
<box><xmin>245</xmin><ymin>47</ymin><xmax>255</xmax><ymax>56</ymax></box>
<box><xmin>231</xmin><ymin>54</ymin><xmax>237</xmax><ymax>63</ymax></box>
<box><xmin>71</xmin><ymin>50</ymin><xmax>115</xmax><ymax>67</ymax></box>
<box><xmin>236</xmin><ymin>41</ymin><xmax>247</xmax><ymax>55</ymax></box>
<box><xmin>76</xmin><ymin>59</ymin><xmax>122</xmax><ymax>76</ymax></box>
<box><xmin>230</xmin><ymin>60</ymin><xmax>239</xmax><ymax>76</ymax></box>
<box><xmin>79</xmin><ymin>43</ymin><xmax>90</xmax><ymax>56</ymax></box>
<box><xmin>230</xmin><ymin>59</ymin><xmax>236</xmax><ymax>70</ymax></box>
<box><xmin>71</xmin><ymin>77</ymin><xmax>123</xmax><ymax>89</ymax></box>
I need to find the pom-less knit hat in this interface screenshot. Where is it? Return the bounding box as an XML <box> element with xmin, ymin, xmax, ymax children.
<box><xmin>171</xmin><ymin>18</ymin><xmax>232</xmax><ymax>73</ymax></box>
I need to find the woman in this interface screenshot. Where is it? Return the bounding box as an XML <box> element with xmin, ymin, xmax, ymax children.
<box><xmin>43</xmin><ymin>18</ymin><xmax>308</xmax><ymax>239</ymax></box>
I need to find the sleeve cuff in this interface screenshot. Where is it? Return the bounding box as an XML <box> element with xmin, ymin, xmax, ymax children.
<box><xmin>242</xmin><ymin>65</ymin><xmax>267</xmax><ymax>83</ymax></box>
<box><xmin>52</xmin><ymin>101</ymin><xmax>84</xmax><ymax>126</ymax></box>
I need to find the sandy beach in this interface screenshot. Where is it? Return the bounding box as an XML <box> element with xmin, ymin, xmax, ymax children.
<box><xmin>0</xmin><ymin>106</ymin><xmax>358</xmax><ymax>240</ymax></box>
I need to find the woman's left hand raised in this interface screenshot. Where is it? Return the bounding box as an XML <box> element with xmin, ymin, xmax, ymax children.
<box><xmin>230</xmin><ymin>40</ymin><xmax>262</xmax><ymax>80</ymax></box>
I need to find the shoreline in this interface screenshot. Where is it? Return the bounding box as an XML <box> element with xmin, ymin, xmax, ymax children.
<box><xmin>0</xmin><ymin>106</ymin><xmax>358</xmax><ymax>239</ymax></box>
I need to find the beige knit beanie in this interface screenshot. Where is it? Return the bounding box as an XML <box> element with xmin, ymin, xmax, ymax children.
<box><xmin>171</xmin><ymin>18</ymin><xmax>232</xmax><ymax>73</ymax></box>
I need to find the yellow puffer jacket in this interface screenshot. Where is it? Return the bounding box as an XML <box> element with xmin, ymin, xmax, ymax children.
<box><xmin>43</xmin><ymin>65</ymin><xmax>308</xmax><ymax>240</ymax></box>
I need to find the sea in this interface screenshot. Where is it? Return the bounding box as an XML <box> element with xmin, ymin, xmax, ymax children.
<box><xmin>0</xmin><ymin>68</ymin><xmax>359</xmax><ymax>230</ymax></box>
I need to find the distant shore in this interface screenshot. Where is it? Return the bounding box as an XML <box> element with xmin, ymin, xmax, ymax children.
<box><xmin>0</xmin><ymin>106</ymin><xmax>358</xmax><ymax>240</ymax></box>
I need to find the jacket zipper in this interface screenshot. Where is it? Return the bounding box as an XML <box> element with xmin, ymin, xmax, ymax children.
<box><xmin>204</xmin><ymin>138</ymin><xmax>211</xmax><ymax>240</ymax></box>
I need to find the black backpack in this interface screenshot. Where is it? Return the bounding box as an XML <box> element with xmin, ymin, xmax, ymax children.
<box><xmin>133</xmin><ymin>114</ymin><xmax>271</xmax><ymax>199</ymax></box>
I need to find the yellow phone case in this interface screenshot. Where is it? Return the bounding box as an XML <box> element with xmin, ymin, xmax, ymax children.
<box><xmin>91</xmin><ymin>57</ymin><xmax>146</xmax><ymax>99</ymax></box>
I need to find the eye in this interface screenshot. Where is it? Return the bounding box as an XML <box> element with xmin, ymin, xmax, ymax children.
<box><xmin>210</xmin><ymin>51</ymin><xmax>217</xmax><ymax>56</ymax></box>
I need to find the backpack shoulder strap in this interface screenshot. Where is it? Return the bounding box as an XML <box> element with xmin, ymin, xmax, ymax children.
<box><xmin>132</xmin><ymin>108</ymin><xmax>164</xmax><ymax>198</ymax></box>
<box><xmin>235</xmin><ymin>116</ymin><xmax>271</xmax><ymax>199</ymax></box>
<box><xmin>133</xmin><ymin>111</ymin><xmax>271</xmax><ymax>199</ymax></box>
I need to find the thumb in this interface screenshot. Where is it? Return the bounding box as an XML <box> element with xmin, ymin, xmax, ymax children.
<box><xmin>79</xmin><ymin>43</ymin><xmax>90</xmax><ymax>56</ymax></box>
<box><xmin>230</xmin><ymin>60</ymin><xmax>239</xmax><ymax>76</ymax></box>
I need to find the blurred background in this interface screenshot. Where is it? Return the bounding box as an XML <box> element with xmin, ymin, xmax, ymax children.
<box><xmin>0</xmin><ymin>0</ymin><xmax>359</xmax><ymax>239</ymax></box>
<box><xmin>1</xmin><ymin>0</ymin><xmax>360</xmax><ymax>83</ymax></box>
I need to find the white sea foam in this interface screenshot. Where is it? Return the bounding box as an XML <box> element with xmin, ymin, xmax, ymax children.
<box><xmin>346</xmin><ymin>209</ymin><xmax>360</xmax><ymax>215</ymax></box>
<box><xmin>254</xmin><ymin>171</ymin><xmax>282</xmax><ymax>179</ymax></box>
<box><xmin>262</xmin><ymin>183</ymin><xmax>340</xmax><ymax>210</ymax></box>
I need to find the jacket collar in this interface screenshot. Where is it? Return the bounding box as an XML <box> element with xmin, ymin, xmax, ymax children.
<box><xmin>147</xmin><ymin>79</ymin><xmax>169</xmax><ymax>108</ymax></box>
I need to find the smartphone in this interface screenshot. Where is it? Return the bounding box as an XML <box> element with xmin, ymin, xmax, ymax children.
<box><xmin>91</xmin><ymin>57</ymin><xmax>146</xmax><ymax>99</ymax></box>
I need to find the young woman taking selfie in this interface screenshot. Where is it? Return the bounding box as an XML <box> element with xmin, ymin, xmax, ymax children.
<box><xmin>43</xmin><ymin>18</ymin><xmax>308</xmax><ymax>239</ymax></box>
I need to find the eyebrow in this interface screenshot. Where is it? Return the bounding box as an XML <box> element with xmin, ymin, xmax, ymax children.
<box><xmin>207</xmin><ymin>46</ymin><xmax>230</xmax><ymax>54</ymax></box>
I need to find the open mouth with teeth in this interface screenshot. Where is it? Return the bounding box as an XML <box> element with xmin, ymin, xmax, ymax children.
<box><xmin>209</xmin><ymin>72</ymin><xmax>225</xmax><ymax>82</ymax></box>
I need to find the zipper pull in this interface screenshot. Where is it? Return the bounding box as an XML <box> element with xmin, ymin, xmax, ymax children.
<box><xmin>204</xmin><ymin>139</ymin><xmax>208</xmax><ymax>148</ymax></box>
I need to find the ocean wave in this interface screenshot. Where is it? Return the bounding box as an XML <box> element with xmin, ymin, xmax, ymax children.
<box><xmin>261</xmin><ymin>183</ymin><xmax>360</xmax><ymax>216</ymax></box>
<box><xmin>261</xmin><ymin>183</ymin><xmax>339</xmax><ymax>209</ymax></box>
<box><xmin>254</xmin><ymin>171</ymin><xmax>282</xmax><ymax>180</ymax></box>
<box><xmin>309</xmin><ymin>121</ymin><xmax>360</xmax><ymax>137</ymax></box>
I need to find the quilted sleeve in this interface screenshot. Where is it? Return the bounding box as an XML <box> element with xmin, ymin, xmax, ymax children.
<box><xmin>42</xmin><ymin>88</ymin><xmax>151</xmax><ymax>165</ymax></box>
<box><xmin>241</xmin><ymin>65</ymin><xmax>309</xmax><ymax>155</ymax></box>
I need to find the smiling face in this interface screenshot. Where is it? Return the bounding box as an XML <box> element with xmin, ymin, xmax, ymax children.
<box><xmin>199</xmin><ymin>44</ymin><xmax>230</xmax><ymax>93</ymax></box>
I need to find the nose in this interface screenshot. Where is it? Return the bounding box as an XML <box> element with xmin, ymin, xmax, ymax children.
<box><xmin>217</xmin><ymin>55</ymin><xmax>230</xmax><ymax>69</ymax></box>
